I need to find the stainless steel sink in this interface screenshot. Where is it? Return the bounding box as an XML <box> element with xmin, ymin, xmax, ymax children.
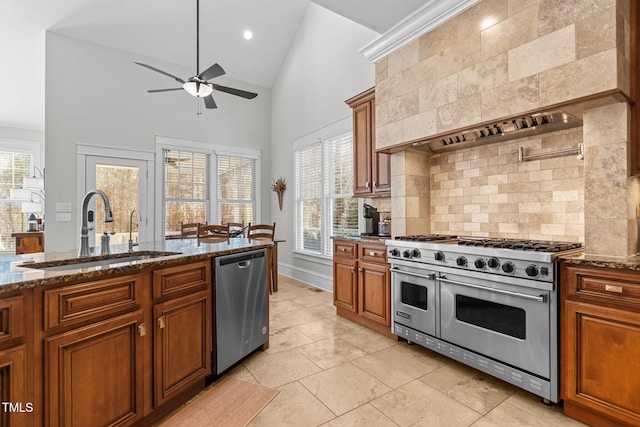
<box><xmin>20</xmin><ymin>251</ymin><xmax>181</xmax><ymax>271</ymax></box>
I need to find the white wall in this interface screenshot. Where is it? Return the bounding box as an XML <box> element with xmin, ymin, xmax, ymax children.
<box><xmin>270</xmin><ymin>3</ymin><xmax>378</xmax><ymax>289</ymax></box>
<box><xmin>45</xmin><ymin>32</ymin><xmax>271</xmax><ymax>251</ymax></box>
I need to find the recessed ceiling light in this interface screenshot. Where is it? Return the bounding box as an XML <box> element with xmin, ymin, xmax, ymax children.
<box><xmin>243</xmin><ymin>30</ymin><xmax>253</xmax><ymax>40</ymax></box>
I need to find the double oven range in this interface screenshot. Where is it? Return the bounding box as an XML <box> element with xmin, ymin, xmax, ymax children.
<box><xmin>386</xmin><ymin>235</ymin><xmax>582</xmax><ymax>403</ymax></box>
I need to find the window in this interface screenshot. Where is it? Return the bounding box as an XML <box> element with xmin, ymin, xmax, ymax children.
<box><xmin>294</xmin><ymin>119</ymin><xmax>358</xmax><ymax>257</ymax></box>
<box><xmin>0</xmin><ymin>148</ymin><xmax>35</xmax><ymax>252</ymax></box>
<box><xmin>161</xmin><ymin>149</ymin><xmax>211</xmax><ymax>238</ymax></box>
<box><xmin>157</xmin><ymin>137</ymin><xmax>260</xmax><ymax>239</ymax></box>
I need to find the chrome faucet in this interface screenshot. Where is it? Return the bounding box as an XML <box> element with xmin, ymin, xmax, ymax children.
<box><xmin>79</xmin><ymin>189</ymin><xmax>114</xmax><ymax>257</ymax></box>
<box><xmin>128</xmin><ymin>209</ymin><xmax>141</xmax><ymax>251</ymax></box>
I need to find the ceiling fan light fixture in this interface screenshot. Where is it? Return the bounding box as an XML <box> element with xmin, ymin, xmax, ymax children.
<box><xmin>183</xmin><ymin>81</ymin><xmax>213</xmax><ymax>97</ymax></box>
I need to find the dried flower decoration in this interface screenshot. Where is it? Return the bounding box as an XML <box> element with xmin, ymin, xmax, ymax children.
<box><xmin>272</xmin><ymin>177</ymin><xmax>286</xmax><ymax>210</ymax></box>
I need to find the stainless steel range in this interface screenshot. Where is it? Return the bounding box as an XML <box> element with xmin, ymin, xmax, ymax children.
<box><xmin>386</xmin><ymin>235</ymin><xmax>583</xmax><ymax>403</ymax></box>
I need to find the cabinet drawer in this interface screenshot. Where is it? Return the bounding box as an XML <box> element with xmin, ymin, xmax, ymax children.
<box><xmin>564</xmin><ymin>264</ymin><xmax>640</xmax><ymax>308</ymax></box>
<box><xmin>359</xmin><ymin>243</ymin><xmax>387</xmax><ymax>264</ymax></box>
<box><xmin>0</xmin><ymin>295</ymin><xmax>25</xmax><ymax>344</ymax></box>
<box><xmin>153</xmin><ymin>261</ymin><xmax>210</xmax><ymax>300</ymax></box>
<box><xmin>44</xmin><ymin>274</ymin><xmax>142</xmax><ymax>331</ymax></box>
<box><xmin>333</xmin><ymin>241</ymin><xmax>357</xmax><ymax>258</ymax></box>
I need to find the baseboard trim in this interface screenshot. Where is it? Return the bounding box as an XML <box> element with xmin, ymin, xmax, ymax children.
<box><xmin>277</xmin><ymin>262</ymin><xmax>333</xmax><ymax>292</ymax></box>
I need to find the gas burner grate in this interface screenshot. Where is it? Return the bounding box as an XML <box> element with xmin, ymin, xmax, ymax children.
<box><xmin>395</xmin><ymin>234</ymin><xmax>457</xmax><ymax>242</ymax></box>
<box><xmin>457</xmin><ymin>238</ymin><xmax>583</xmax><ymax>252</ymax></box>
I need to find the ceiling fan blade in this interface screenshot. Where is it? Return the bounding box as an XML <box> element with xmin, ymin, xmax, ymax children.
<box><xmin>204</xmin><ymin>95</ymin><xmax>217</xmax><ymax>109</ymax></box>
<box><xmin>198</xmin><ymin>63</ymin><xmax>225</xmax><ymax>81</ymax></box>
<box><xmin>212</xmin><ymin>84</ymin><xmax>258</xmax><ymax>99</ymax></box>
<box><xmin>148</xmin><ymin>88</ymin><xmax>183</xmax><ymax>93</ymax></box>
<box><xmin>134</xmin><ymin>62</ymin><xmax>185</xmax><ymax>84</ymax></box>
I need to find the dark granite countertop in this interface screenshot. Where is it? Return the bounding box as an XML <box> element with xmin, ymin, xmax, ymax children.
<box><xmin>332</xmin><ymin>235</ymin><xmax>391</xmax><ymax>244</ymax></box>
<box><xmin>0</xmin><ymin>238</ymin><xmax>272</xmax><ymax>294</ymax></box>
<box><xmin>559</xmin><ymin>252</ymin><xmax>640</xmax><ymax>271</ymax></box>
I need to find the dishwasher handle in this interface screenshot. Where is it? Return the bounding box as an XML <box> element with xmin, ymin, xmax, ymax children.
<box><xmin>238</xmin><ymin>260</ymin><xmax>251</xmax><ymax>269</ymax></box>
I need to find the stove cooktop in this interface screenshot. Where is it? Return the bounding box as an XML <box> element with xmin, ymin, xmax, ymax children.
<box><xmin>456</xmin><ymin>237</ymin><xmax>583</xmax><ymax>252</ymax></box>
<box><xmin>394</xmin><ymin>234</ymin><xmax>457</xmax><ymax>242</ymax></box>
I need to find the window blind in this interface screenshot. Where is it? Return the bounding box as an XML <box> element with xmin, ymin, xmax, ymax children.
<box><xmin>0</xmin><ymin>150</ymin><xmax>33</xmax><ymax>251</ymax></box>
<box><xmin>161</xmin><ymin>149</ymin><xmax>210</xmax><ymax>238</ymax></box>
<box><xmin>295</xmin><ymin>144</ymin><xmax>322</xmax><ymax>253</ymax></box>
<box><xmin>216</xmin><ymin>154</ymin><xmax>256</xmax><ymax>225</ymax></box>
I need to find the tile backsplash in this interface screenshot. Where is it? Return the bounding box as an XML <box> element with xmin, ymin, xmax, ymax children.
<box><xmin>430</xmin><ymin>127</ymin><xmax>584</xmax><ymax>242</ymax></box>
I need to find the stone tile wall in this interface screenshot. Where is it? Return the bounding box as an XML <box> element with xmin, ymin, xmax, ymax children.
<box><xmin>375</xmin><ymin>0</ymin><xmax>629</xmax><ymax>151</ymax></box>
<box><xmin>430</xmin><ymin>128</ymin><xmax>584</xmax><ymax>241</ymax></box>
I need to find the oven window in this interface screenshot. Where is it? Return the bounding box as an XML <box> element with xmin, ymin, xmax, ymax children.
<box><xmin>401</xmin><ymin>281</ymin><xmax>428</xmax><ymax>310</ymax></box>
<box><xmin>455</xmin><ymin>295</ymin><xmax>526</xmax><ymax>339</ymax></box>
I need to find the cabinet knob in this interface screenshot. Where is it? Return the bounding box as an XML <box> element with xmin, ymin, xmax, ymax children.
<box><xmin>605</xmin><ymin>284</ymin><xmax>623</xmax><ymax>293</ymax></box>
<box><xmin>365</xmin><ymin>181</ymin><xmax>369</xmax><ymax>189</ymax></box>
<box><xmin>373</xmin><ymin>181</ymin><xmax>377</xmax><ymax>188</ymax></box>
<box><xmin>369</xmin><ymin>251</ymin><xmax>375</xmax><ymax>256</ymax></box>
<box><xmin>358</xmin><ymin>267</ymin><xmax>363</xmax><ymax>272</ymax></box>
<box><xmin>158</xmin><ymin>316</ymin><xmax>166</xmax><ymax>329</ymax></box>
<box><xmin>342</xmin><ymin>248</ymin><xmax>347</xmax><ymax>252</ymax></box>
<box><xmin>138</xmin><ymin>323</ymin><xmax>147</xmax><ymax>336</ymax></box>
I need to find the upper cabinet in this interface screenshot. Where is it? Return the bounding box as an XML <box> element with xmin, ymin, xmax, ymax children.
<box><xmin>632</xmin><ymin>0</ymin><xmax>640</xmax><ymax>175</ymax></box>
<box><xmin>346</xmin><ymin>87</ymin><xmax>391</xmax><ymax>196</ymax></box>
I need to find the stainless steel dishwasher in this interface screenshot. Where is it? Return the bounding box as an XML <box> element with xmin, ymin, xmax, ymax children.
<box><xmin>214</xmin><ymin>249</ymin><xmax>269</xmax><ymax>374</ymax></box>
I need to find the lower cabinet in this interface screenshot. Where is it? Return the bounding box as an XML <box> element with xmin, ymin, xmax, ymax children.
<box><xmin>45</xmin><ymin>310</ymin><xmax>145</xmax><ymax>427</ymax></box>
<box><xmin>561</xmin><ymin>263</ymin><xmax>640</xmax><ymax>427</ymax></box>
<box><xmin>153</xmin><ymin>290</ymin><xmax>211</xmax><ymax>407</ymax></box>
<box><xmin>332</xmin><ymin>240</ymin><xmax>393</xmax><ymax>337</ymax></box>
<box><xmin>0</xmin><ymin>345</ymin><xmax>27</xmax><ymax>427</ymax></box>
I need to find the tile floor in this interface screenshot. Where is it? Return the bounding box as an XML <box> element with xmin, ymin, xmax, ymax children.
<box><xmin>166</xmin><ymin>276</ymin><xmax>587</xmax><ymax>426</ymax></box>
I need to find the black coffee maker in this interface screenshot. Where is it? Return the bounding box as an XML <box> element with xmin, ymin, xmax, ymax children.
<box><xmin>363</xmin><ymin>204</ymin><xmax>380</xmax><ymax>235</ymax></box>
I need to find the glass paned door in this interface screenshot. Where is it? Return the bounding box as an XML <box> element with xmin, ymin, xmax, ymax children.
<box><xmin>85</xmin><ymin>156</ymin><xmax>149</xmax><ymax>247</ymax></box>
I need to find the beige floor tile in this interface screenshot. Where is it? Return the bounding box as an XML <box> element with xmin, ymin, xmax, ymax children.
<box><xmin>392</xmin><ymin>341</ymin><xmax>450</xmax><ymax>367</ymax></box>
<box><xmin>244</xmin><ymin>348</ymin><xmax>322</xmax><ymax>388</ymax></box>
<box><xmin>292</xmin><ymin>304</ymin><xmax>339</xmax><ymax>322</ymax></box>
<box><xmin>226</xmin><ymin>364</ymin><xmax>257</xmax><ymax>384</ymax></box>
<box><xmin>265</xmin><ymin>326</ymin><xmax>314</xmax><ymax>354</ymax></box>
<box><xmin>503</xmin><ymin>391</ymin><xmax>587</xmax><ymax>426</ymax></box>
<box><xmin>291</xmin><ymin>294</ymin><xmax>332</xmax><ymax>308</ymax></box>
<box><xmin>269</xmin><ymin>310</ymin><xmax>309</xmax><ymax>331</ymax></box>
<box><xmin>270</xmin><ymin>299</ymin><xmax>306</xmax><ymax>316</ymax></box>
<box><xmin>471</xmin><ymin>401</ymin><xmax>575</xmax><ymax>427</ymax></box>
<box><xmin>249</xmin><ymin>381</ymin><xmax>335</xmax><ymax>427</ymax></box>
<box><xmin>370</xmin><ymin>380</ymin><xmax>481</xmax><ymax>426</ymax></box>
<box><xmin>293</xmin><ymin>317</ymin><xmax>357</xmax><ymax>341</ymax></box>
<box><xmin>355</xmin><ymin>346</ymin><xmax>439</xmax><ymax>389</ymax></box>
<box><xmin>297</xmin><ymin>337</ymin><xmax>367</xmax><ymax>370</ymax></box>
<box><xmin>321</xmin><ymin>403</ymin><xmax>398</xmax><ymax>427</ymax></box>
<box><xmin>420</xmin><ymin>363</ymin><xmax>517</xmax><ymax>414</ymax></box>
<box><xmin>300</xmin><ymin>364</ymin><xmax>392</xmax><ymax>416</ymax></box>
<box><xmin>340</xmin><ymin>328</ymin><xmax>397</xmax><ymax>354</ymax></box>
<box><xmin>268</xmin><ymin>289</ymin><xmax>300</xmax><ymax>301</ymax></box>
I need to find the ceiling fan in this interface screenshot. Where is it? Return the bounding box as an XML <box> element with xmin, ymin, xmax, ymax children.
<box><xmin>134</xmin><ymin>0</ymin><xmax>258</xmax><ymax>109</ymax></box>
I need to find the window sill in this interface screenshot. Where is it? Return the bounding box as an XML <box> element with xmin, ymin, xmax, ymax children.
<box><xmin>292</xmin><ymin>250</ymin><xmax>332</xmax><ymax>266</ymax></box>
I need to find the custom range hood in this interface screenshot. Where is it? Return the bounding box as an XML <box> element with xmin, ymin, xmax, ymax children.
<box><xmin>410</xmin><ymin>109</ymin><xmax>582</xmax><ymax>153</ymax></box>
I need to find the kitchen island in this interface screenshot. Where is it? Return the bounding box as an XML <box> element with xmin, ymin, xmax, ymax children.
<box><xmin>0</xmin><ymin>238</ymin><xmax>272</xmax><ymax>427</ymax></box>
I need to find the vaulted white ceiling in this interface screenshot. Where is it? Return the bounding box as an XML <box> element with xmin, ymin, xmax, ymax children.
<box><xmin>0</xmin><ymin>0</ymin><xmax>430</xmax><ymax>131</ymax></box>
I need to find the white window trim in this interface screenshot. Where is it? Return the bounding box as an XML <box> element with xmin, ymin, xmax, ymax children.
<box><xmin>0</xmin><ymin>139</ymin><xmax>43</xmax><ymax>176</ymax></box>
<box><xmin>155</xmin><ymin>135</ymin><xmax>261</xmax><ymax>241</ymax></box>
<box><xmin>292</xmin><ymin>115</ymin><xmax>352</xmax><ymax>260</ymax></box>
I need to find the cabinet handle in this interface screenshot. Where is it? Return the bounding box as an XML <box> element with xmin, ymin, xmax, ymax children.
<box><xmin>138</xmin><ymin>323</ymin><xmax>147</xmax><ymax>337</ymax></box>
<box><xmin>158</xmin><ymin>316</ymin><xmax>166</xmax><ymax>329</ymax></box>
<box><xmin>365</xmin><ymin>181</ymin><xmax>369</xmax><ymax>189</ymax></box>
<box><xmin>605</xmin><ymin>284</ymin><xmax>623</xmax><ymax>293</ymax></box>
<box><xmin>369</xmin><ymin>251</ymin><xmax>376</xmax><ymax>256</ymax></box>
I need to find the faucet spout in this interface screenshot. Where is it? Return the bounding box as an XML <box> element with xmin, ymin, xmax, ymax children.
<box><xmin>79</xmin><ymin>189</ymin><xmax>114</xmax><ymax>257</ymax></box>
<box><xmin>128</xmin><ymin>209</ymin><xmax>141</xmax><ymax>251</ymax></box>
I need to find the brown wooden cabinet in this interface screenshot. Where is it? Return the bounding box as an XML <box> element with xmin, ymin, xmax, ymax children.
<box><xmin>11</xmin><ymin>232</ymin><xmax>44</xmax><ymax>254</ymax></box>
<box><xmin>332</xmin><ymin>240</ymin><xmax>393</xmax><ymax>337</ymax></box>
<box><xmin>560</xmin><ymin>263</ymin><xmax>640</xmax><ymax>427</ymax></box>
<box><xmin>45</xmin><ymin>310</ymin><xmax>146</xmax><ymax>427</ymax></box>
<box><xmin>153</xmin><ymin>290</ymin><xmax>211</xmax><ymax>407</ymax></box>
<box><xmin>345</xmin><ymin>87</ymin><xmax>391</xmax><ymax>196</ymax></box>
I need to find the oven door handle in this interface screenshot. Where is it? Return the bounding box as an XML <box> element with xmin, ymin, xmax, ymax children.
<box><xmin>438</xmin><ymin>277</ymin><xmax>547</xmax><ymax>302</ymax></box>
<box><xmin>390</xmin><ymin>267</ymin><xmax>436</xmax><ymax>281</ymax></box>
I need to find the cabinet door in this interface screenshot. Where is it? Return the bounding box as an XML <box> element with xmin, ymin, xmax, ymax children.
<box><xmin>358</xmin><ymin>261</ymin><xmax>390</xmax><ymax>326</ymax></box>
<box><xmin>333</xmin><ymin>258</ymin><xmax>357</xmax><ymax>312</ymax></box>
<box><xmin>154</xmin><ymin>290</ymin><xmax>211</xmax><ymax>407</ymax></box>
<box><xmin>370</xmin><ymin>97</ymin><xmax>391</xmax><ymax>194</ymax></box>
<box><xmin>563</xmin><ymin>300</ymin><xmax>640</xmax><ymax>426</ymax></box>
<box><xmin>0</xmin><ymin>345</ymin><xmax>27</xmax><ymax>427</ymax></box>
<box><xmin>45</xmin><ymin>310</ymin><xmax>145</xmax><ymax>427</ymax></box>
<box><xmin>353</xmin><ymin>100</ymin><xmax>373</xmax><ymax>195</ymax></box>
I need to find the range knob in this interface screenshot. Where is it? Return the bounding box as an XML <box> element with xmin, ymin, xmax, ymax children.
<box><xmin>402</xmin><ymin>250</ymin><xmax>412</xmax><ymax>258</ymax></box>
<box><xmin>390</xmin><ymin>248</ymin><xmax>400</xmax><ymax>257</ymax></box>
<box><xmin>487</xmin><ymin>257</ymin><xmax>500</xmax><ymax>269</ymax></box>
<box><xmin>474</xmin><ymin>258</ymin><xmax>486</xmax><ymax>269</ymax></box>
<box><xmin>412</xmin><ymin>249</ymin><xmax>421</xmax><ymax>258</ymax></box>
<box><xmin>525</xmin><ymin>264</ymin><xmax>540</xmax><ymax>277</ymax></box>
<box><xmin>456</xmin><ymin>256</ymin><xmax>467</xmax><ymax>267</ymax></box>
<box><xmin>434</xmin><ymin>251</ymin><xmax>445</xmax><ymax>261</ymax></box>
<box><xmin>502</xmin><ymin>262</ymin><xmax>515</xmax><ymax>274</ymax></box>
